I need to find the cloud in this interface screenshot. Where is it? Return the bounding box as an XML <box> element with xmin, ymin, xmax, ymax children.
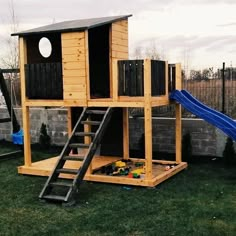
<box><xmin>217</xmin><ymin>22</ymin><xmax>236</xmax><ymax>27</ymax></box>
<box><xmin>1</xmin><ymin>0</ymin><xmax>236</xmax><ymax>69</ymax></box>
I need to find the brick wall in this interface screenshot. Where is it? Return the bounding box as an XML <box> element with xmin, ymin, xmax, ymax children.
<box><xmin>0</xmin><ymin>108</ymin><xmax>235</xmax><ymax>157</ymax></box>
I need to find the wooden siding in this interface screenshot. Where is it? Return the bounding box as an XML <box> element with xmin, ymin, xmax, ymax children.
<box><xmin>62</xmin><ymin>32</ymin><xmax>87</xmax><ymax>102</ymax></box>
<box><xmin>111</xmin><ymin>20</ymin><xmax>128</xmax><ymax>60</ymax></box>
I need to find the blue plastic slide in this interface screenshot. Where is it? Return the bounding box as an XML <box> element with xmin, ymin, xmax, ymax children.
<box><xmin>170</xmin><ymin>90</ymin><xmax>236</xmax><ymax>141</ymax></box>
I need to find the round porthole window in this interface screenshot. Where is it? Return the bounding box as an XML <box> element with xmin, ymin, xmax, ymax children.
<box><xmin>38</xmin><ymin>37</ymin><xmax>52</xmax><ymax>58</ymax></box>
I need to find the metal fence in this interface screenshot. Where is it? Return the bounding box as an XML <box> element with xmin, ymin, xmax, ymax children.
<box><xmin>131</xmin><ymin>78</ymin><xmax>236</xmax><ymax>119</ymax></box>
<box><xmin>1</xmin><ymin>71</ymin><xmax>236</xmax><ymax>119</ymax></box>
<box><xmin>183</xmin><ymin>78</ymin><xmax>236</xmax><ymax>118</ymax></box>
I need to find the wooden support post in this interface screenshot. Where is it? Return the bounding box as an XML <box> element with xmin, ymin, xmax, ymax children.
<box><xmin>67</xmin><ymin>107</ymin><xmax>72</xmax><ymax>136</ymax></box>
<box><xmin>144</xmin><ymin>59</ymin><xmax>152</xmax><ymax>179</ymax></box>
<box><xmin>175</xmin><ymin>63</ymin><xmax>182</xmax><ymax>163</ymax></box>
<box><xmin>175</xmin><ymin>63</ymin><xmax>182</xmax><ymax>90</ymax></box>
<box><xmin>85</xmin><ymin>30</ymin><xmax>90</xmax><ymax>102</ymax></box>
<box><xmin>19</xmin><ymin>37</ymin><xmax>31</xmax><ymax>166</ymax></box>
<box><xmin>175</xmin><ymin>103</ymin><xmax>182</xmax><ymax>163</ymax></box>
<box><xmin>22</xmin><ymin>106</ymin><xmax>31</xmax><ymax>166</ymax></box>
<box><xmin>112</xmin><ymin>59</ymin><xmax>118</xmax><ymax>101</ymax></box>
<box><xmin>123</xmin><ymin>107</ymin><xmax>129</xmax><ymax>159</ymax></box>
<box><xmin>165</xmin><ymin>61</ymin><xmax>169</xmax><ymax>96</ymax></box>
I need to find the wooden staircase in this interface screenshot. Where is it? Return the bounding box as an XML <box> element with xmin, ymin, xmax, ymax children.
<box><xmin>39</xmin><ymin>107</ymin><xmax>113</xmax><ymax>204</ymax></box>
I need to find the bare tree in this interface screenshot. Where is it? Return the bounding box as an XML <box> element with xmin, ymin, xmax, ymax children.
<box><xmin>0</xmin><ymin>0</ymin><xmax>21</xmax><ymax>106</ymax></box>
<box><xmin>1</xmin><ymin>0</ymin><xmax>19</xmax><ymax>69</ymax></box>
<box><xmin>144</xmin><ymin>41</ymin><xmax>161</xmax><ymax>60</ymax></box>
<box><xmin>132</xmin><ymin>46</ymin><xmax>143</xmax><ymax>59</ymax></box>
<box><xmin>133</xmin><ymin>41</ymin><xmax>163</xmax><ymax>60</ymax></box>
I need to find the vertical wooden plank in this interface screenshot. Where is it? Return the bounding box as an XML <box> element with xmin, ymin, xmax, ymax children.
<box><xmin>143</xmin><ymin>59</ymin><xmax>152</xmax><ymax>180</ymax></box>
<box><xmin>19</xmin><ymin>37</ymin><xmax>31</xmax><ymax>166</ymax></box>
<box><xmin>125</xmin><ymin>61</ymin><xmax>130</xmax><ymax>95</ymax></box>
<box><xmin>175</xmin><ymin>63</ymin><xmax>182</xmax><ymax>90</ymax></box>
<box><xmin>67</xmin><ymin>107</ymin><xmax>72</xmax><ymax>136</ymax></box>
<box><xmin>176</xmin><ymin>103</ymin><xmax>182</xmax><ymax>163</ymax></box>
<box><xmin>112</xmin><ymin>59</ymin><xmax>118</xmax><ymax>101</ymax></box>
<box><xmin>123</xmin><ymin>107</ymin><xmax>129</xmax><ymax>159</ymax></box>
<box><xmin>84</xmin><ymin>30</ymin><xmax>92</xmax><ymax>172</ymax></box>
<box><xmin>109</xmin><ymin>26</ymin><xmax>113</xmax><ymax>99</ymax></box>
<box><xmin>136</xmin><ymin>60</ymin><xmax>144</xmax><ymax>96</ymax></box>
<box><xmin>85</xmin><ymin>30</ymin><xmax>89</xmax><ymax>102</ymax></box>
<box><xmin>165</xmin><ymin>61</ymin><xmax>168</xmax><ymax>95</ymax></box>
<box><xmin>175</xmin><ymin>63</ymin><xmax>182</xmax><ymax>163</ymax></box>
<box><xmin>130</xmin><ymin>61</ymin><xmax>137</xmax><ymax>96</ymax></box>
<box><xmin>118</xmin><ymin>61</ymin><xmax>124</xmax><ymax>96</ymax></box>
<box><xmin>57</xmin><ymin>62</ymin><xmax>63</xmax><ymax>99</ymax></box>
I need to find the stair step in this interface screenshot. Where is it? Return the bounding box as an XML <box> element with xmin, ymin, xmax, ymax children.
<box><xmin>56</xmin><ymin>168</ymin><xmax>79</xmax><ymax>175</ymax></box>
<box><xmin>75</xmin><ymin>132</ymin><xmax>96</xmax><ymax>137</ymax></box>
<box><xmin>49</xmin><ymin>181</ymin><xmax>73</xmax><ymax>187</ymax></box>
<box><xmin>42</xmin><ymin>194</ymin><xmax>66</xmax><ymax>202</ymax></box>
<box><xmin>63</xmin><ymin>156</ymin><xmax>84</xmax><ymax>161</ymax></box>
<box><xmin>69</xmin><ymin>143</ymin><xmax>90</xmax><ymax>149</ymax></box>
<box><xmin>39</xmin><ymin>107</ymin><xmax>113</xmax><ymax>205</ymax></box>
<box><xmin>81</xmin><ymin>120</ymin><xmax>101</xmax><ymax>125</ymax></box>
<box><xmin>0</xmin><ymin>118</ymin><xmax>11</xmax><ymax>123</ymax></box>
<box><xmin>86</xmin><ymin>110</ymin><xmax>106</xmax><ymax>115</ymax></box>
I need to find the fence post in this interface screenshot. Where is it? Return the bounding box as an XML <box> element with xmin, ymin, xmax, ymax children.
<box><xmin>222</xmin><ymin>62</ymin><xmax>225</xmax><ymax>114</ymax></box>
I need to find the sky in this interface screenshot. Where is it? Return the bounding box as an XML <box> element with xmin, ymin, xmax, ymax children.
<box><xmin>0</xmin><ymin>0</ymin><xmax>236</xmax><ymax>72</ymax></box>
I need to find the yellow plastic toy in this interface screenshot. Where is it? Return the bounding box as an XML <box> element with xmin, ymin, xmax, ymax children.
<box><xmin>115</xmin><ymin>161</ymin><xmax>126</xmax><ymax>168</ymax></box>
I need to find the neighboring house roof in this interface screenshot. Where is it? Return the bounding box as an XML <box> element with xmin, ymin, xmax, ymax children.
<box><xmin>12</xmin><ymin>14</ymin><xmax>132</xmax><ymax>36</ymax></box>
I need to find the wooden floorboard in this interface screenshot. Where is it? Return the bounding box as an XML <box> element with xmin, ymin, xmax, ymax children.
<box><xmin>18</xmin><ymin>156</ymin><xmax>187</xmax><ymax>187</ymax></box>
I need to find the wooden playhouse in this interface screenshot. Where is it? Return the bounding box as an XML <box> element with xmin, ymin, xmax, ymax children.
<box><xmin>13</xmin><ymin>15</ymin><xmax>187</xmax><ymax>203</ymax></box>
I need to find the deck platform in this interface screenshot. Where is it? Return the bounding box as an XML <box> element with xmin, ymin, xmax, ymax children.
<box><xmin>18</xmin><ymin>156</ymin><xmax>187</xmax><ymax>187</ymax></box>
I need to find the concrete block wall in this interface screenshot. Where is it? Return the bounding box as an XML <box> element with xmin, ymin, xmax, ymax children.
<box><xmin>0</xmin><ymin>107</ymin><xmax>68</xmax><ymax>145</ymax></box>
<box><xmin>129</xmin><ymin>117</ymin><xmax>229</xmax><ymax>157</ymax></box>
<box><xmin>0</xmin><ymin>108</ymin><xmax>235</xmax><ymax>157</ymax></box>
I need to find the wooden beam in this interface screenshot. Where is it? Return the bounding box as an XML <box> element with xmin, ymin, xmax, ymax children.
<box><xmin>112</xmin><ymin>59</ymin><xmax>118</xmax><ymax>101</ymax></box>
<box><xmin>19</xmin><ymin>37</ymin><xmax>32</xmax><ymax>166</ymax></box>
<box><xmin>143</xmin><ymin>59</ymin><xmax>152</xmax><ymax>179</ymax></box>
<box><xmin>25</xmin><ymin>100</ymin><xmax>64</xmax><ymax>107</ymax></box>
<box><xmin>175</xmin><ymin>63</ymin><xmax>182</xmax><ymax>90</ymax></box>
<box><xmin>175</xmin><ymin>63</ymin><xmax>182</xmax><ymax>163</ymax></box>
<box><xmin>123</xmin><ymin>108</ymin><xmax>129</xmax><ymax>159</ymax></box>
<box><xmin>87</xmin><ymin>100</ymin><xmax>145</xmax><ymax>108</ymax></box>
<box><xmin>19</xmin><ymin>37</ymin><xmax>27</xmax><ymax>103</ymax></box>
<box><xmin>85</xmin><ymin>30</ymin><xmax>90</xmax><ymax>102</ymax></box>
<box><xmin>22</xmin><ymin>106</ymin><xmax>31</xmax><ymax>166</ymax></box>
<box><xmin>109</xmin><ymin>26</ymin><xmax>113</xmax><ymax>99</ymax></box>
<box><xmin>175</xmin><ymin>103</ymin><xmax>182</xmax><ymax>163</ymax></box>
<box><xmin>151</xmin><ymin>162</ymin><xmax>187</xmax><ymax>187</ymax></box>
<box><xmin>67</xmin><ymin>107</ymin><xmax>72</xmax><ymax>136</ymax></box>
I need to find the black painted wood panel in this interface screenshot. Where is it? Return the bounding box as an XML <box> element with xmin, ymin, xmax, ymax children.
<box><xmin>168</xmin><ymin>64</ymin><xmax>176</xmax><ymax>92</ymax></box>
<box><xmin>151</xmin><ymin>60</ymin><xmax>166</xmax><ymax>96</ymax></box>
<box><xmin>25</xmin><ymin>63</ymin><xmax>63</xmax><ymax>99</ymax></box>
<box><xmin>118</xmin><ymin>60</ymin><xmax>166</xmax><ymax>96</ymax></box>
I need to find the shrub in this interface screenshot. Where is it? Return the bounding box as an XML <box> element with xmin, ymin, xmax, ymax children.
<box><xmin>39</xmin><ymin>123</ymin><xmax>51</xmax><ymax>149</ymax></box>
<box><xmin>222</xmin><ymin>137</ymin><xmax>236</xmax><ymax>166</ymax></box>
<box><xmin>182</xmin><ymin>132</ymin><xmax>192</xmax><ymax>162</ymax></box>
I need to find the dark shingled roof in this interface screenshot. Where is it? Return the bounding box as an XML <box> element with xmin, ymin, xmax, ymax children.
<box><xmin>12</xmin><ymin>14</ymin><xmax>132</xmax><ymax>36</ymax></box>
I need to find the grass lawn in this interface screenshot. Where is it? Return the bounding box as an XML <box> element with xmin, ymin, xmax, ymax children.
<box><xmin>0</xmin><ymin>145</ymin><xmax>235</xmax><ymax>236</ymax></box>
